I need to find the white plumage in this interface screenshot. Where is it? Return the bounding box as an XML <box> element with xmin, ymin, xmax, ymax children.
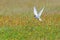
<box><xmin>33</xmin><ymin>6</ymin><xmax>44</xmax><ymax>21</ymax></box>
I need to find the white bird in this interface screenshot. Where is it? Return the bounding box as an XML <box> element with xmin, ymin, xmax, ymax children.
<box><xmin>33</xmin><ymin>6</ymin><xmax>44</xmax><ymax>21</ymax></box>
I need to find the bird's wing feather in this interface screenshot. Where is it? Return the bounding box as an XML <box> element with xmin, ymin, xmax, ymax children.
<box><xmin>38</xmin><ymin>7</ymin><xmax>44</xmax><ymax>17</ymax></box>
<box><xmin>34</xmin><ymin>6</ymin><xmax>38</xmax><ymax>16</ymax></box>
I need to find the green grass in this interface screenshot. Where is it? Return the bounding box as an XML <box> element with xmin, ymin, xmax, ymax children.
<box><xmin>0</xmin><ymin>25</ymin><xmax>60</xmax><ymax>40</ymax></box>
<box><xmin>0</xmin><ymin>0</ymin><xmax>60</xmax><ymax>40</ymax></box>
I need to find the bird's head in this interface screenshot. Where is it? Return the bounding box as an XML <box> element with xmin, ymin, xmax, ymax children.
<box><xmin>34</xmin><ymin>15</ymin><xmax>36</xmax><ymax>17</ymax></box>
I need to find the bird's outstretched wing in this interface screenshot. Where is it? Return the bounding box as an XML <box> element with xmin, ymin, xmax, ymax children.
<box><xmin>38</xmin><ymin>7</ymin><xmax>44</xmax><ymax>17</ymax></box>
<box><xmin>34</xmin><ymin>6</ymin><xmax>38</xmax><ymax>16</ymax></box>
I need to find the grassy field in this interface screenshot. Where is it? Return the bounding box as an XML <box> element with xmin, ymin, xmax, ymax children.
<box><xmin>0</xmin><ymin>0</ymin><xmax>60</xmax><ymax>40</ymax></box>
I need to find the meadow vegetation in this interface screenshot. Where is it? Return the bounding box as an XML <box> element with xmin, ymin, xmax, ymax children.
<box><xmin>0</xmin><ymin>0</ymin><xmax>60</xmax><ymax>40</ymax></box>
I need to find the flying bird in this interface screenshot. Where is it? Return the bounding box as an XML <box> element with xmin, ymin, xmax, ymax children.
<box><xmin>33</xmin><ymin>6</ymin><xmax>44</xmax><ymax>21</ymax></box>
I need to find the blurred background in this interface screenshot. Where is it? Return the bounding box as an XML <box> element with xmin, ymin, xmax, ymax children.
<box><xmin>0</xmin><ymin>0</ymin><xmax>60</xmax><ymax>15</ymax></box>
<box><xmin>0</xmin><ymin>0</ymin><xmax>60</xmax><ymax>40</ymax></box>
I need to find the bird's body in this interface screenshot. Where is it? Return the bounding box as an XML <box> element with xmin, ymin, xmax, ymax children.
<box><xmin>34</xmin><ymin>15</ymin><xmax>42</xmax><ymax>21</ymax></box>
<box><xmin>34</xmin><ymin>15</ymin><xmax>39</xmax><ymax>19</ymax></box>
<box><xmin>33</xmin><ymin>6</ymin><xmax>44</xmax><ymax>21</ymax></box>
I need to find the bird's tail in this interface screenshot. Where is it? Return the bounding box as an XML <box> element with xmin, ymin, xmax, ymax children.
<box><xmin>39</xmin><ymin>18</ymin><xmax>42</xmax><ymax>21</ymax></box>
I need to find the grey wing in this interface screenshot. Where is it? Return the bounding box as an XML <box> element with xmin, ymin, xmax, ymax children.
<box><xmin>38</xmin><ymin>7</ymin><xmax>44</xmax><ymax>17</ymax></box>
<box><xmin>34</xmin><ymin>6</ymin><xmax>38</xmax><ymax>16</ymax></box>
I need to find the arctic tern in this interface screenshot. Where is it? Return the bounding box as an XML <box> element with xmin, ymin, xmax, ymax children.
<box><xmin>33</xmin><ymin>6</ymin><xmax>44</xmax><ymax>21</ymax></box>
